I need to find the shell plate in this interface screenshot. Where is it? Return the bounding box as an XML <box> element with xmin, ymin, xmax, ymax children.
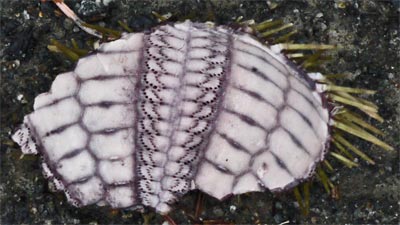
<box><xmin>12</xmin><ymin>21</ymin><xmax>329</xmax><ymax>213</ymax></box>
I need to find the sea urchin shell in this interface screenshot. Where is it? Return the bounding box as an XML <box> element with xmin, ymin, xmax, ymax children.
<box><xmin>12</xmin><ymin>20</ymin><xmax>331</xmax><ymax>214</ymax></box>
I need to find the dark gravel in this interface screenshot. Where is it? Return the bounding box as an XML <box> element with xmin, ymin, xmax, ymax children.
<box><xmin>1</xmin><ymin>0</ymin><xmax>399</xmax><ymax>224</ymax></box>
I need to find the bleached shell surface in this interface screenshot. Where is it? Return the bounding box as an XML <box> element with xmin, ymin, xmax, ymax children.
<box><xmin>12</xmin><ymin>21</ymin><xmax>329</xmax><ymax>214</ymax></box>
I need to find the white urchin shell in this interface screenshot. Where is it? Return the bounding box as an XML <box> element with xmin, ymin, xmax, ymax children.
<box><xmin>12</xmin><ymin>20</ymin><xmax>330</xmax><ymax>214</ymax></box>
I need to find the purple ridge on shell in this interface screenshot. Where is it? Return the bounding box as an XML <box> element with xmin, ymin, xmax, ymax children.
<box><xmin>12</xmin><ymin>20</ymin><xmax>330</xmax><ymax>214</ymax></box>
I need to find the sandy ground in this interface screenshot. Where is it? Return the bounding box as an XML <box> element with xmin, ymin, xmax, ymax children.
<box><xmin>1</xmin><ymin>0</ymin><xmax>399</xmax><ymax>224</ymax></box>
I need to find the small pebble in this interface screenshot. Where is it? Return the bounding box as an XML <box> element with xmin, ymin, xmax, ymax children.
<box><xmin>63</xmin><ymin>18</ymin><xmax>75</xmax><ymax>31</ymax></box>
<box><xmin>273</xmin><ymin>214</ymin><xmax>283</xmax><ymax>223</ymax></box>
<box><xmin>12</xmin><ymin>59</ymin><xmax>20</xmax><ymax>69</ymax></box>
<box><xmin>78</xmin><ymin>0</ymin><xmax>102</xmax><ymax>16</ymax></box>
<box><xmin>275</xmin><ymin>201</ymin><xmax>283</xmax><ymax>209</ymax></box>
<box><xmin>266</xmin><ymin>0</ymin><xmax>278</xmax><ymax>10</ymax></box>
<box><xmin>30</xmin><ymin>206</ymin><xmax>37</xmax><ymax>214</ymax></box>
<box><xmin>23</xmin><ymin>10</ymin><xmax>30</xmax><ymax>20</ymax></box>
<box><xmin>213</xmin><ymin>207</ymin><xmax>224</xmax><ymax>217</ymax></box>
<box><xmin>17</xmin><ymin>94</ymin><xmax>24</xmax><ymax>101</ymax></box>
<box><xmin>73</xmin><ymin>26</ymin><xmax>80</xmax><ymax>33</ymax></box>
<box><xmin>53</xmin><ymin>26</ymin><xmax>66</xmax><ymax>39</ymax></box>
<box><xmin>385</xmin><ymin>166</ymin><xmax>392</xmax><ymax>172</ymax></box>
<box><xmin>311</xmin><ymin>216</ymin><xmax>318</xmax><ymax>224</ymax></box>
<box><xmin>98</xmin><ymin>0</ymin><xmax>114</xmax><ymax>6</ymax></box>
